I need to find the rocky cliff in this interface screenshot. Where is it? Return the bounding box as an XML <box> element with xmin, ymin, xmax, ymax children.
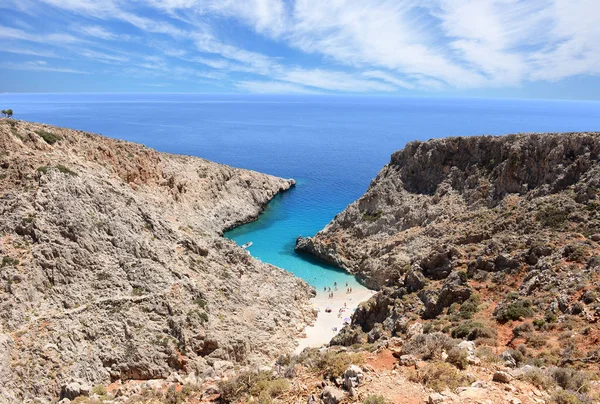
<box><xmin>0</xmin><ymin>120</ymin><xmax>314</xmax><ymax>402</ymax></box>
<box><xmin>296</xmin><ymin>133</ymin><xmax>600</xmax><ymax>399</ymax></box>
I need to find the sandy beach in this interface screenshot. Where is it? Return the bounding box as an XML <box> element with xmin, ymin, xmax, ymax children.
<box><xmin>295</xmin><ymin>284</ymin><xmax>375</xmax><ymax>353</ymax></box>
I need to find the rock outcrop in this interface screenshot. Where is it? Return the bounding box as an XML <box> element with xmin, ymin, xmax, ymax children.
<box><xmin>0</xmin><ymin>120</ymin><xmax>314</xmax><ymax>402</ymax></box>
<box><xmin>296</xmin><ymin>133</ymin><xmax>600</xmax><ymax>366</ymax></box>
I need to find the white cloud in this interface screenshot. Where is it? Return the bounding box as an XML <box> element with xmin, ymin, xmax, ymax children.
<box><xmin>3</xmin><ymin>0</ymin><xmax>600</xmax><ymax>94</ymax></box>
<box><xmin>236</xmin><ymin>80</ymin><xmax>319</xmax><ymax>94</ymax></box>
<box><xmin>278</xmin><ymin>68</ymin><xmax>396</xmax><ymax>92</ymax></box>
<box><xmin>75</xmin><ymin>25</ymin><xmax>119</xmax><ymax>40</ymax></box>
<box><xmin>0</xmin><ymin>61</ymin><xmax>88</xmax><ymax>74</ymax></box>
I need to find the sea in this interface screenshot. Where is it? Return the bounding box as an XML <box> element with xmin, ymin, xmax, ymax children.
<box><xmin>2</xmin><ymin>93</ymin><xmax>600</xmax><ymax>291</ymax></box>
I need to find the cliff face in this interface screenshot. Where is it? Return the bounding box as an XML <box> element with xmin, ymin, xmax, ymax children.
<box><xmin>0</xmin><ymin>120</ymin><xmax>314</xmax><ymax>402</ymax></box>
<box><xmin>297</xmin><ymin>133</ymin><xmax>600</xmax><ymax>288</ymax></box>
<box><xmin>297</xmin><ymin>133</ymin><xmax>600</xmax><ymax>359</ymax></box>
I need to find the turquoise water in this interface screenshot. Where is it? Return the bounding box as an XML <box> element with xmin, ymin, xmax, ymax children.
<box><xmin>2</xmin><ymin>94</ymin><xmax>600</xmax><ymax>290</ymax></box>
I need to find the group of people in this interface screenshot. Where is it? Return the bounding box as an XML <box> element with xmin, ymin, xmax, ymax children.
<box><xmin>323</xmin><ymin>281</ymin><xmax>353</xmax><ymax>298</ymax></box>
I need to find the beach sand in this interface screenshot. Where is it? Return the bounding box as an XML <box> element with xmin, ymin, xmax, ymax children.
<box><xmin>295</xmin><ymin>285</ymin><xmax>375</xmax><ymax>353</ymax></box>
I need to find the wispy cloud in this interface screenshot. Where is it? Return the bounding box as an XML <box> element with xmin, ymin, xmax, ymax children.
<box><xmin>236</xmin><ymin>80</ymin><xmax>319</xmax><ymax>94</ymax></box>
<box><xmin>2</xmin><ymin>0</ymin><xmax>599</xmax><ymax>95</ymax></box>
<box><xmin>0</xmin><ymin>61</ymin><xmax>88</xmax><ymax>74</ymax></box>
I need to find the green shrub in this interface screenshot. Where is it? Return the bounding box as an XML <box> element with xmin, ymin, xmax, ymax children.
<box><xmin>35</xmin><ymin>130</ymin><xmax>61</xmax><ymax>145</ymax></box>
<box><xmin>536</xmin><ymin>205</ymin><xmax>569</xmax><ymax>228</ymax></box>
<box><xmin>451</xmin><ymin>322</ymin><xmax>495</xmax><ymax>341</ymax></box>
<box><xmin>194</xmin><ymin>297</ymin><xmax>208</xmax><ymax>309</ymax></box>
<box><xmin>1</xmin><ymin>256</ymin><xmax>19</xmax><ymax>267</ymax></box>
<box><xmin>363</xmin><ymin>395</ymin><xmax>388</xmax><ymax>404</ymax></box>
<box><xmin>495</xmin><ymin>299</ymin><xmax>534</xmax><ymax>323</ymax></box>
<box><xmin>55</xmin><ymin>164</ymin><xmax>78</xmax><ymax>176</ymax></box>
<box><xmin>457</xmin><ymin>295</ymin><xmax>480</xmax><ymax>319</ymax></box>
<box><xmin>513</xmin><ymin>322</ymin><xmax>534</xmax><ymax>337</ymax></box>
<box><xmin>362</xmin><ymin>210</ymin><xmax>383</xmax><ymax>222</ymax></box>
<box><xmin>91</xmin><ymin>384</ymin><xmax>107</xmax><ymax>395</ymax></box>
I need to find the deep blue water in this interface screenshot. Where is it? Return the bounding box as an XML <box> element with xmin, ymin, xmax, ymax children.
<box><xmin>2</xmin><ymin>93</ymin><xmax>600</xmax><ymax>289</ymax></box>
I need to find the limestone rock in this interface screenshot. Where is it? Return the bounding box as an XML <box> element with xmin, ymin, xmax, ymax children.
<box><xmin>428</xmin><ymin>392</ymin><xmax>446</xmax><ymax>403</ymax></box>
<box><xmin>0</xmin><ymin>120</ymin><xmax>315</xmax><ymax>402</ymax></box>
<box><xmin>321</xmin><ymin>385</ymin><xmax>345</xmax><ymax>404</ymax></box>
<box><xmin>493</xmin><ymin>370</ymin><xmax>512</xmax><ymax>384</ymax></box>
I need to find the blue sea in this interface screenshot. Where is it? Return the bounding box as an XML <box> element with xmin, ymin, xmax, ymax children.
<box><xmin>2</xmin><ymin>93</ymin><xmax>600</xmax><ymax>290</ymax></box>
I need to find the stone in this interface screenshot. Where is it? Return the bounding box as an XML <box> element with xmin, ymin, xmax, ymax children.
<box><xmin>428</xmin><ymin>392</ymin><xmax>445</xmax><ymax>403</ymax></box>
<box><xmin>321</xmin><ymin>386</ymin><xmax>345</xmax><ymax>404</ymax></box>
<box><xmin>436</xmin><ymin>271</ymin><xmax>472</xmax><ymax>312</ymax></box>
<box><xmin>406</xmin><ymin>322</ymin><xmax>423</xmax><ymax>338</ymax></box>
<box><xmin>61</xmin><ymin>382</ymin><xmax>90</xmax><ymax>400</ymax></box>
<box><xmin>500</xmin><ymin>351</ymin><xmax>517</xmax><ymax>368</ymax></box>
<box><xmin>343</xmin><ymin>365</ymin><xmax>364</xmax><ymax>394</ymax></box>
<box><xmin>399</xmin><ymin>354</ymin><xmax>417</xmax><ymax>366</ymax></box>
<box><xmin>493</xmin><ymin>370</ymin><xmax>512</xmax><ymax>384</ymax></box>
<box><xmin>405</xmin><ymin>267</ymin><xmax>426</xmax><ymax>292</ymax></box>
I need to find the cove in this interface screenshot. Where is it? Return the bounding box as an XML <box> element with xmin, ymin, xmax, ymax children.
<box><xmin>224</xmin><ymin>187</ymin><xmax>365</xmax><ymax>292</ymax></box>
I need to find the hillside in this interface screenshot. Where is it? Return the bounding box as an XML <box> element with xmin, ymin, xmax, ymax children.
<box><xmin>0</xmin><ymin>120</ymin><xmax>315</xmax><ymax>402</ymax></box>
<box><xmin>296</xmin><ymin>132</ymin><xmax>600</xmax><ymax>403</ymax></box>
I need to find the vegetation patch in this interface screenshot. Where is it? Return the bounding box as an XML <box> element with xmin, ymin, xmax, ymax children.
<box><xmin>407</xmin><ymin>361</ymin><xmax>474</xmax><ymax>392</ymax></box>
<box><xmin>536</xmin><ymin>205</ymin><xmax>569</xmax><ymax>228</ymax></box>
<box><xmin>219</xmin><ymin>371</ymin><xmax>289</xmax><ymax>404</ymax></box>
<box><xmin>362</xmin><ymin>395</ymin><xmax>388</xmax><ymax>404</ymax></box>
<box><xmin>362</xmin><ymin>209</ymin><xmax>383</xmax><ymax>222</ymax></box>
<box><xmin>298</xmin><ymin>348</ymin><xmax>364</xmax><ymax>379</ymax></box>
<box><xmin>495</xmin><ymin>298</ymin><xmax>534</xmax><ymax>323</ymax></box>
<box><xmin>55</xmin><ymin>164</ymin><xmax>78</xmax><ymax>176</ymax></box>
<box><xmin>451</xmin><ymin>321</ymin><xmax>496</xmax><ymax>341</ymax></box>
<box><xmin>37</xmin><ymin>165</ymin><xmax>78</xmax><ymax>177</ymax></box>
<box><xmin>1</xmin><ymin>256</ymin><xmax>19</xmax><ymax>267</ymax></box>
<box><xmin>35</xmin><ymin>130</ymin><xmax>61</xmax><ymax>145</ymax></box>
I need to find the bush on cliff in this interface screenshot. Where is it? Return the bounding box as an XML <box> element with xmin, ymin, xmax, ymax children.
<box><xmin>495</xmin><ymin>299</ymin><xmax>534</xmax><ymax>323</ymax></box>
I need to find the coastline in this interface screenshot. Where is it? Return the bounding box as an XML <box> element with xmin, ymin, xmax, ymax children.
<box><xmin>295</xmin><ymin>284</ymin><xmax>375</xmax><ymax>353</ymax></box>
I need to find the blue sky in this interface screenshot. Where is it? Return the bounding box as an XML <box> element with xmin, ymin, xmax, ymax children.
<box><xmin>1</xmin><ymin>0</ymin><xmax>599</xmax><ymax>99</ymax></box>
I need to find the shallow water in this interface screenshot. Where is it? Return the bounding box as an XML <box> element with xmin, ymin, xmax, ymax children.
<box><xmin>3</xmin><ymin>93</ymin><xmax>600</xmax><ymax>290</ymax></box>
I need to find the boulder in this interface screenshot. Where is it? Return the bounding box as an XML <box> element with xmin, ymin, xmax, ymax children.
<box><xmin>61</xmin><ymin>382</ymin><xmax>90</xmax><ymax>400</ymax></box>
<box><xmin>493</xmin><ymin>370</ymin><xmax>512</xmax><ymax>384</ymax></box>
<box><xmin>343</xmin><ymin>365</ymin><xmax>364</xmax><ymax>395</ymax></box>
<box><xmin>418</xmin><ymin>289</ymin><xmax>439</xmax><ymax>319</ymax></box>
<box><xmin>500</xmin><ymin>350</ymin><xmax>517</xmax><ymax>368</ymax></box>
<box><xmin>436</xmin><ymin>271</ymin><xmax>472</xmax><ymax>311</ymax></box>
<box><xmin>321</xmin><ymin>386</ymin><xmax>345</xmax><ymax>404</ymax></box>
<box><xmin>405</xmin><ymin>267</ymin><xmax>426</xmax><ymax>292</ymax></box>
<box><xmin>428</xmin><ymin>392</ymin><xmax>445</xmax><ymax>403</ymax></box>
<box><xmin>406</xmin><ymin>322</ymin><xmax>423</xmax><ymax>339</ymax></box>
<box><xmin>398</xmin><ymin>354</ymin><xmax>417</xmax><ymax>366</ymax></box>
<box><xmin>420</xmin><ymin>248</ymin><xmax>457</xmax><ymax>280</ymax></box>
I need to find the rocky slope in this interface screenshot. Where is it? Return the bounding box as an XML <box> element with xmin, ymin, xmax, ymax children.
<box><xmin>0</xmin><ymin>120</ymin><xmax>315</xmax><ymax>403</ymax></box>
<box><xmin>297</xmin><ymin>132</ymin><xmax>600</xmax><ymax>401</ymax></box>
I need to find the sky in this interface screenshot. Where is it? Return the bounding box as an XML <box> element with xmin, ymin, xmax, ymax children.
<box><xmin>1</xmin><ymin>0</ymin><xmax>599</xmax><ymax>99</ymax></box>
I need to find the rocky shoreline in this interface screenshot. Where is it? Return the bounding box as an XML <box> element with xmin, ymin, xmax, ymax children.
<box><xmin>0</xmin><ymin>120</ymin><xmax>315</xmax><ymax>402</ymax></box>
